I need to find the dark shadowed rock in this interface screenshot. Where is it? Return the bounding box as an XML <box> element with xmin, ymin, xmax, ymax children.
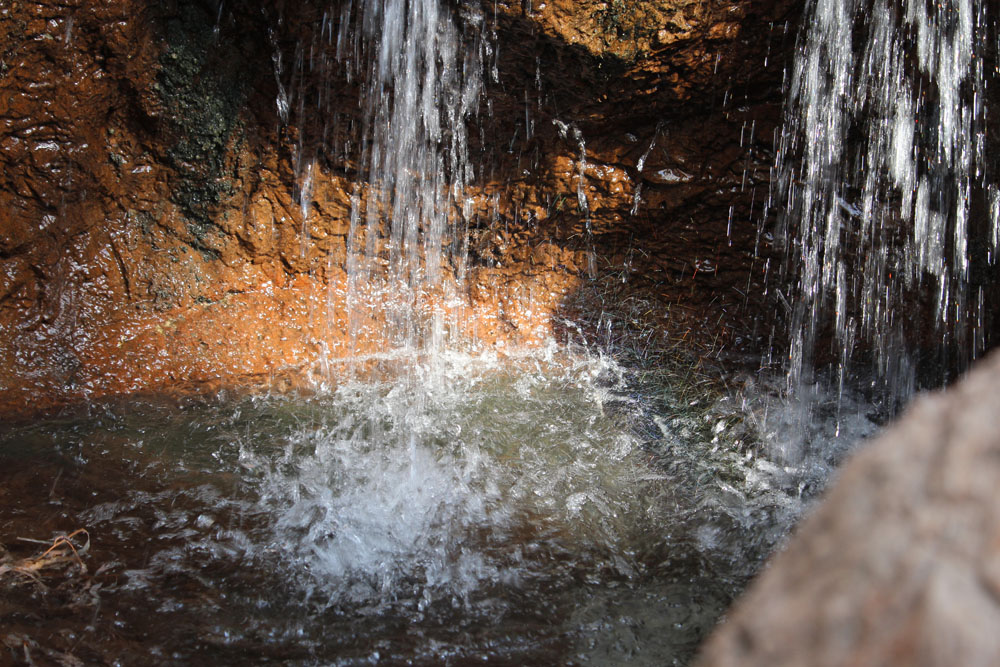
<box><xmin>696</xmin><ymin>349</ymin><xmax>1000</xmax><ymax>667</ymax></box>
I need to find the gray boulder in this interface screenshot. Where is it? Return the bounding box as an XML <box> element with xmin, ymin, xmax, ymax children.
<box><xmin>697</xmin><ymin>350</ymin><xmax>1000</xmax><ymax>667</ymax></box>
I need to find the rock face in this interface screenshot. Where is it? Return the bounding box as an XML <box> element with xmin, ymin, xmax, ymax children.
<box><xmin>0</xmin><ymin>0</ymin><xmax>792</xmax><ymax>414</ymax></box>
<box><xmin>696</xmin><ymin>348</ymin><xmax>1000</xmax><ymax>667</ymax></box>
<box><xmin>0</xmin><ymin>0</ymin><xmax>318</xmax><ymax>411</ymax></box>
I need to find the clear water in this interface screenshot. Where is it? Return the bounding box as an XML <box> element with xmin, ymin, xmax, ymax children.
<box><xmin>0</xmin><ymin>348</ymin><xmax>876</xmax><ymax>664</ymax></box>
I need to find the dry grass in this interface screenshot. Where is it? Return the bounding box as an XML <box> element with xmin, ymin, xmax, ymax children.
<box><xmin>0</xmin><ymin>529</ymin><xmax>90</xmax><ymax>589</ymax></box>
<box><xmin>1</xmin><ymin>529</ymin><xmax>97</xmax><ymax>665</ymax></box>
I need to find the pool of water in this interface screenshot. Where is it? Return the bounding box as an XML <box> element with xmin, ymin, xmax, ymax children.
<box><xmin>0</xmin><ymin>348</ymin><xmax>875</xmax><ymax>665</ymax></box>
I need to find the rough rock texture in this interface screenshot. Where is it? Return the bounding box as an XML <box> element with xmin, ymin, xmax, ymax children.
<box><xmin>0</xmin><ymin>0</ymin><xmax>317</xmax><ymax>411</ymax></box>
<box><xmin>482</xmin><ymin>0</ymin><xmax>794</xmax><ymax>333</ymax></box>
<box><xmin>0</xmin><ymin>0</ymin><xmax>794</xmax><ymax>414</ymax></box>
<box><xmin>696</xmin><ymin>348</ymin><xmax>1000</xmax><ymax>667</ymax></box>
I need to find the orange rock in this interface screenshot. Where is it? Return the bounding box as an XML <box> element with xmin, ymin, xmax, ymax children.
<box><xmin>0</xmin><ymin>0</ymin><xmax>789</xmax><ymax>416</ymax></box>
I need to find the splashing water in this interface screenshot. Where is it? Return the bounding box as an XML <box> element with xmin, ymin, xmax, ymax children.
<box><xmin>252</xmin><ymin>353</ymin><xmax>643</xmax><ymax>610</ymax></box>
<box><xmin>771</xmin><ymin>0</ymin><xmax>998</xmax><ymax>410</ymax></box>
<box><xmin>0</xmin><ymin>348</ymin><xmax>875</xmax><ymax>663</ymax></box>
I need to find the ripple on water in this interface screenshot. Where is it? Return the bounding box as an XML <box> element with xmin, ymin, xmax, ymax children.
<box><xmin>0</xmin><ymin>349</ymin><xmax>876</xmax><ymax>664</ymax></box>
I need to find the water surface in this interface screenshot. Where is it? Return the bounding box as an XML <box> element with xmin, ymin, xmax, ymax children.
<box><xmin>0</xmin><ymin>349</ymin><xmax>874</xmax><ymax>665</ymax></box>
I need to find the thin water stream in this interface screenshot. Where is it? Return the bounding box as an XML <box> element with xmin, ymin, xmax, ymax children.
<box><xmin>772</xmin><ymin>0</ymin><xmax>999</xmax><ymax>408</ymax></box>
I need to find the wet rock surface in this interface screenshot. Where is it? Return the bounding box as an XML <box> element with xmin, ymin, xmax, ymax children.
<box><xmin>4</xmin><ymin>2</ymin><xmax>1000</xmax><ymax>666</ymax></box>
<box><xmin>696</xmin><ymin>348</ymin><xmax>1000</xmax><ymax>667</ymax></box>
<box><xmin>0</xmin><ymin>0</ymin><xmax>298</xmax><ymax>413</ymax></box>
<box><xmin>0</xmin><ymin>0</ymin><xmax>793</xmax><ymax>412</ymax></box>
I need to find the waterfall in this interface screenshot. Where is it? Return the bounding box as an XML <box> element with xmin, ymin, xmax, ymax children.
<box><xmin>3</xmin><ymin>2</ymin><xmax>935</xmax><ymax>662</ymax></box>
<box><xmin>275</xmin><ymin>0</ymin><xmax>486</xmax><ymax>361</ymax></box>
<box><xmin>336</xmin><ymin>0</ymin><xmax>484</xmax><ymax>356</ymax></box>
<box><xmin>772</xmin><ymin>0</ymin><xmax>998</xmax><ymax>410</ymax></box>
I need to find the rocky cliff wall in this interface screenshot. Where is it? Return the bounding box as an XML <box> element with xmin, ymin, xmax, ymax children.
<box><xmin>0</xmin><ymin>0</ymin><xmax>792</xmax><ymax>413</ymax></box>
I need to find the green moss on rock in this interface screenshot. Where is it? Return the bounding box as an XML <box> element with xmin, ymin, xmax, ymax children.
<box><xmin>154</xmin><ymin>1</ymin><xmax>258</xmax><ymax>251</ymax></box>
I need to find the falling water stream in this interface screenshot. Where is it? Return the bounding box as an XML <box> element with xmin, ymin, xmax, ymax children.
<box><xmin>2</xmin><ymin>0</ymin><xmax>997</xmax><ymax>664</ymax></box>
<box><xmin>772</xmin><ymin>0</ymin><xmax>999</xmax><ymax>411</ymax></box>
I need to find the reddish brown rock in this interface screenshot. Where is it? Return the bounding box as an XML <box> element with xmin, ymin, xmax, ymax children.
<box><xmin>696</xmin><ymin>349</ymin><xmax>1000</xmax><ymax>667</ymax></box>
<box><xmin>0</xmin><ymin>0</ymin><xmax>794</xmax><ymax>415</ymax></box>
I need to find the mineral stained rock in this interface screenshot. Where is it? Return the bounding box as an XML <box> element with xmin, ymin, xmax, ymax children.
<box><xmin>0</xmin><ymin>0</ymin><xmax>792</xmax><ymax>414</ymax></box>
<box><xmin>696</xmin><ymin>348</ymin><xmax>1000</xmax><ymax>667</ymax></box>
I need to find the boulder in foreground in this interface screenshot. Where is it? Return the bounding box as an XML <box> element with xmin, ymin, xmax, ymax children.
<box><xmin>697</xmin><ymin>350</ymin><xmax>1000</xmax><ymax>666</ymax></box>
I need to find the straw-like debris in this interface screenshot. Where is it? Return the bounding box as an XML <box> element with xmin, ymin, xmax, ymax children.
<box><xmin>0</xmin><ymin>529</ymin><xmax>90</xmax><ymax>589</ymax></box>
